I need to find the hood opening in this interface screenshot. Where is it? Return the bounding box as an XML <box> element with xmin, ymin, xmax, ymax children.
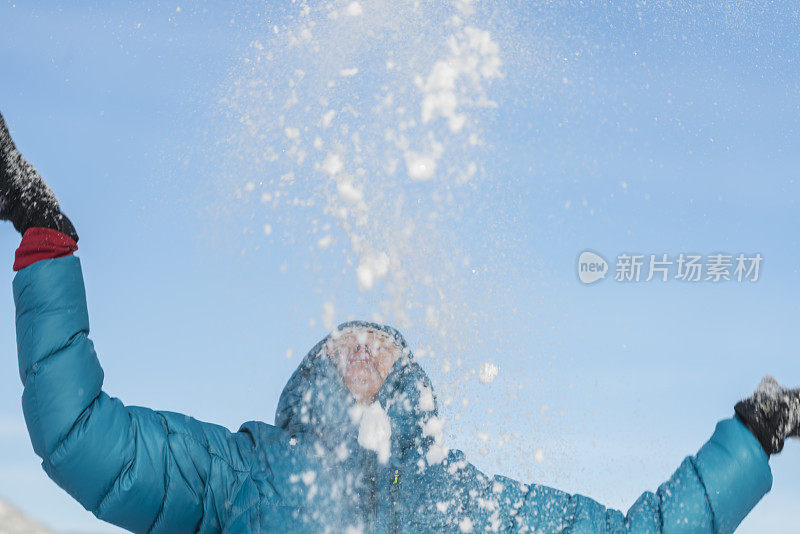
<box><xmin>273</xmin><ymin>320</ymin><xmax>440</xmax><ymax>456</ymax></box>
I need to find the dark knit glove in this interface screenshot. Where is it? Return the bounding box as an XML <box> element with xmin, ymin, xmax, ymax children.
<box><xmin>0</xmin><ymin>112</ymin><xmax>78</xmax><ymax>241</ymax></box>
<box><xmin>735</xmin><ymin>375</ymin><xmax>800</xmax><ymax>455</ymax></box>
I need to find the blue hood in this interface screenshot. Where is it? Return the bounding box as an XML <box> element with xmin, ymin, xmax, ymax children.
<box><xmin>274</xmin><ymin>320</ymin><xmax>440</xmax><ymax>459</ymax></box>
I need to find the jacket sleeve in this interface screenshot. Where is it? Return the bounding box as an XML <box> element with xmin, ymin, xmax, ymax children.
<box><xmin>13</xmin><ymin>256</ymin><xmax>259</xmax><ymax>533</ymax></box>
<box><xmin>462</xmin><ymin>417</ymin><xmax>771</xmax><ymax>534</ymax></box>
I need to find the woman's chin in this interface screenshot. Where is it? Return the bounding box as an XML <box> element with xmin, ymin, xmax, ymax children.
<box><xmin>345</xmin><ymin>375</ymin><xmax>381</xmax><ymax>402</ymax></box>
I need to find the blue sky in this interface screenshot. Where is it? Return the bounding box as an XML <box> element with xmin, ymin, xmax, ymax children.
<box><xmin>0</xmin><ymin>2</ymin><xmax>798</xmax><ymax>532</ymax></box>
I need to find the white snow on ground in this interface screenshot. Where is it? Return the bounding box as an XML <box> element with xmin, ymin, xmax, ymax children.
<box><xmin>0</xmin><ymin>497</ymin><xmax>53</xmax><ymax>534</ymax></box>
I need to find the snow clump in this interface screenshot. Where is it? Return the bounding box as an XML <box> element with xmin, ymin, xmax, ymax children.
<box><xmin>352</xmin><ymin>402</ymin><xmax>392</xmax><ymax>464</ymax></box>
<box><xmin>478</xmin><ymin>361</ymin><xmax>499</xmax><ymax>384</ymax></box>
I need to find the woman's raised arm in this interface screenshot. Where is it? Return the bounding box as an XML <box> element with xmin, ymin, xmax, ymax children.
<box><xmin>3</xmin><ymin>111</ymin><xmax>259</xmax><ymax>533</ymax></box>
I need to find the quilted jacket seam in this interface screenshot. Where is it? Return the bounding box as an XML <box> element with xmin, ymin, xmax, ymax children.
<box><xmin>687</xmin><ymin>456</ymin><xmax>715</xmax><ymax>533</ymax></box>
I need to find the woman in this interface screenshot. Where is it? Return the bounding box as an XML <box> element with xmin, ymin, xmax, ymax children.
<box><xmin>2</xmin><ymin>111</ymin><xmax>797</xmax><ymax>533</ymax></box>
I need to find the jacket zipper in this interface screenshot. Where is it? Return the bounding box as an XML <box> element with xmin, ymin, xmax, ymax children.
<box><xmin>390</xmin><ymin>465</ymin><xmax>399</xmax><ymax>534</ymax></box>
<box><xmin>368</xmin><ymin>454</ymin><xmax>377</xmax><ymax>533</ymax></box>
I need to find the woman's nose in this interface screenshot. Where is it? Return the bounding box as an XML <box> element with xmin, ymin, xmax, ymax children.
<box><xmin>354</xmin><ymin>344</ymin><xmax>371</xmax><ymax>358</ymax></box>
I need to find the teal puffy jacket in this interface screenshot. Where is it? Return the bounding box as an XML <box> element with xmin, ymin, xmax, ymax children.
<box><xmin>14</xmin><ymin>256</ymin><xmax>772</xmax><ymax>533</ymax></box>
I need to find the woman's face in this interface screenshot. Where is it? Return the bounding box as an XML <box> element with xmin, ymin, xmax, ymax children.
<box><xmin>324</xmin><ymin>327</ymin><xmax>403</xmax><ymax>404</ymax></box>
